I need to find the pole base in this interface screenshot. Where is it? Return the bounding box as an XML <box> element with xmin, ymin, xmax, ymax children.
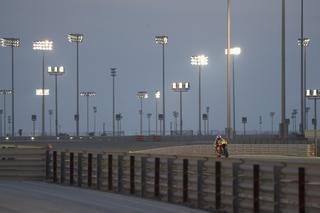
<box><xmin>225</xmin><ymin>127</ymin><xmax>233</xmax><ymax>141</ymax></box>
<box><xmin>279</xmin><ymin>122</ymin><xmax>288</xmax><ymax>139</ymax></box>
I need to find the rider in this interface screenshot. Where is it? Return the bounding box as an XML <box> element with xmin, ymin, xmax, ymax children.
<box><xmin>214</xmin><ymin>135</ymin><xmax>228</xmax><ymax>158</ymax></box>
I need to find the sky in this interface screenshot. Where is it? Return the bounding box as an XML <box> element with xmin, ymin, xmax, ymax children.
<box><xmin>0</xmin><ymin>0</ymin><xmax>320</xmax><ymax>136</ymax></box>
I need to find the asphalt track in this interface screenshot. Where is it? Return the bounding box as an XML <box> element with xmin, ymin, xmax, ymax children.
<box><xmin>0</xmin><ymin>181</ymin><xmax>207</xmax><ymax>213</ymax></box>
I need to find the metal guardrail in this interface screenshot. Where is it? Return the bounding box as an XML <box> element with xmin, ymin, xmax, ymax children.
<box><xmin>46</xmin><ymin>151</ymin><xmax>320</xmax><ymax>212</ymax></box>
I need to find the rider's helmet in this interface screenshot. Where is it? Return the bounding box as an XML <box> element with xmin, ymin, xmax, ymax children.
<box><xmin>215</xmin><ymin>135</ymin><xmax>222</xmax><ymax>141</ymax></box>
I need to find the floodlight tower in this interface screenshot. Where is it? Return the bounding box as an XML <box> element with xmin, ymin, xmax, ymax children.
<box><xmin>155</xmin><ymin>35</ymin><xmax>168</xmax><ymax>136</ymax></box>
<box><xmin>137</xmin><ymin>91</ymin><xmax>148</xmax><ymax>135</ymax></box>
<box><xmin>80</xmin><ymin>91</ymin><xmax>96</xmax><ymax>136</ymax></box>
<box><xmin>68</xmin><ymin>33</ymin><xmax>83</xmax><ymax>137</ymax></box>
<box><xmin>33</xmin><ymin>40</ymin><xmax>53</xmax><ymax>136</ymax></box>
<box><xmin>48</xmin><ymin>66</ymin><xmax>65</xmax><ymax>136</ymax></box>
<box><xmin>191</xmin><ymin>55</ymin><xmax>208</xmax><ymax>135</ymax></box>
<box><xmin>1</xmin><ymin>38</ymin><xmax>20</xmax><ymax>136</ymax></box>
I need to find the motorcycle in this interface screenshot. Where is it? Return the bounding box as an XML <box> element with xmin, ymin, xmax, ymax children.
<box><xmin>215</xmin><ymin>143</ymin><xmax>229</xmax><ymax>158</ymax></box>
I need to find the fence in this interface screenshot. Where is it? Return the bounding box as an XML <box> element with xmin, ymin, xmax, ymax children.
<box><xmin>0</xmin><ymin>145</ymin><xmax>46</xmax><ymax>180</ymax></box>
<box><xmin>47</xmin><ymin>150</ymin><xmax>320</xmax><ymax>213</ymax></box>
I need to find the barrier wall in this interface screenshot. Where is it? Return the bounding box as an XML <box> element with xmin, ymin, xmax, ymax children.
<box><xmin>132</xmin><ymin>144</ymin><xmax>316</xmax><ymax>158</ymax></box>
<box><xmin>0</xmin><ymin>145</ymin><xmax>46</xmax><ymax>180</ymax></box>
<box><xmin>47</xmin><ymin>150</ymin><xmax>320</xmax><ymax>213</ymax></box>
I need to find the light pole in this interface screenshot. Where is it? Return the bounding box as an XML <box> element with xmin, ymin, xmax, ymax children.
<box><xmin>155</xmin><ymin>35</ymin><xmax>168</xmax><ymax>136</ymax></box>
<box><xmin>270</xmin><ymin>112</ymin><xmax>275</xmax><ymax>134</ymax></box>
<box><xmin>242</xmin><ymin>117</ymin><xmax>247</xmax><ymax>135</ymax></box>
<box><xmin>203</xmin><ymin>114</ymin><xmax>208</xmax><ymax>135</ymax></box>
<box><xmin>116</xmin><ymin>113</ymin><xmax>122</xmax><ymax>136</ymax></box>
<box><xmin>306</xmin><ymin>107</ymin><xmax>310</xmax><ymax>130</ymax></box>
<box><xmin>306</xmin><ymin>89</ymin><xmax>320</xmax><ymax>156</ymax></box>
<box><xmin>31</xmin><ymin>115</ymin><xmax>37</xmax><ymax>137</ymax></box>
<box><xmin>110</xmin><ymin>68</ymin><xmax>117</xmax><ymax>137</ymax></box>
<box><xmin>259</xmin><ymin>116</ymin><xmax>262</xmax><ymax>134</ymax></box>
<box><xmin>0</xmin><ymin>90</ymin><xmax>12</xmax><ymax>136</ymax></box>
<box><xmin>155</xmin><ymin>90</ymin><xmax>160</xmax><ymax>135</ymax></box>
<box><xmin>33</xmin><ymin>40</ymin><xmax>53</xmax><ymax>136</ymax></box>
<box><xmin>48</xmin><ymin>109</ymin><xmax>53</xmax><ymax>136</ymax></box>
<box><xmin>147</xmin><ymin>113</ymin><xmax>152</xmax><ymax>136</ymax></box>
<box><xmin>137</xmin><ymin>91</ymin><xmax>148</xmax><ymax>135</ymax></box>
<box><xmin>0</xmin><ymin>109</ymin><xmax>2</xmax><ymax>137</ymax></box>
<box><xmin>172</xmin><ymin>82</ymin><xmax>190</xmax><ymax>136</ymax></box>
<box><xmin>1</xmin><ymin>38</ymin><xmax>20</xmax><ymax>137</ymax></box>
<box><xmin>173</xmin><ymin>111</ymin><xmax>178</xmax><ymax>134</ymax></box>
<box><xmin>225</xmin><ymin>47</ymin><xmax>241</xmax><ymax>136</ymax></box>
<box><xmin>280</xmin><ymin>0</ymin><xmax>288</xmax><ymax>139</ymax></box>
<box><xmin>298</xmin><ymin>37</ymin><xmax>310</xmax><ymax>134</ymax></box>
<box><xmin>80</xmin><ymin>91</ymin><xmax>96</xmax><ymax>136</ymax></box>
<box><xmin>93</xmin><ymin>106</ymin><xmax>97</xmax><ymax>136</ymax></box>
<box><xmin>206</xmin><ymin>107</ymin><xmax>210</xmax><ymax>135</ymax></box>
<box><xmin>48</xmin><ymin>66</ymin><xmax>65</xmax><ymax>137</ymax></box>
<box><xmin>68</xmin><ymin>33</ymin><xmax>84</xmax><ymax>137</ymax></box>
<box><xmin>191</xmin><ymin>55</ymin><xmax>208</xmax><ymax>135</ymax></box>
<box><xmin>292</xmin><ymin>109</ymin><xmax>298</xmax><ymax>133</ymax></box>
<box><xmin>226</xmin><ymin>0</ymin><xmax>232</xmax><ymax>140</ymax></box>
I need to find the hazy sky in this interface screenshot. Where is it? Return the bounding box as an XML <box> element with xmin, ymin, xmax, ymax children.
<box><xmin>1</xmin><ymin>0</ymin><xmax>320</xmax><ymax>135</ymax></box>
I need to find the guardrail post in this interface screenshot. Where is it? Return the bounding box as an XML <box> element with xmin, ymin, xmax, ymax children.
<box><xmin>273</xmin><ymin>165</ymin><xmax>281</xmax><ymax>213</ymax></box>
<box><xmin>233</xmin><ymin>163</ymin><xmax>240</xmax><ymax>213</ymax></box>
<box><xmin>60</xmin><ymin>152</ymin><xmax>66</xmax><ymax>184</ymax></box>
<box><xmin>167</xmin><ymin>158</ymin><xmax>173</xmax><ymax>202</ymax></box>
<box><xmin>299</xmin><ymin>167</ymin><xmax>305</xmax><ymax>213</ymax></box>
<box><xmin>108</xmin><ymin>154</ymin><xmax>113</xmax><ymax>191</ymax></box>
<box><xmin>197</xmin><ymin>160</ymin><xmax>204</xmax><ymax>208</ymax></box>
<box><xmin>88</xmin><ymin>153</ymin><xmax>92</xmax><ymax>187</ymax></box>
<box><xmin>53</xmin><ymin>151</ymin><xmax>57</xmax><ymax>183</ymax></box>
<box><xmin>141</xmin><ymin>157</ymin><xmax>147</xmax><ymax>197</ymax></box>
<box><xmin>70</xmin><ymin>152</ymin><xmax>74</xmax><ymax>185</ymax></box>
<box><xmin>78</xmin><ymin>153</ymin><xmax>83</xmax><ymax>187</ymax></box>
<box><xmin>46</xmin><ymin>150</ymin><xmax>51</xmax><ymax>180</ymax></box>
<box><xmin>97</xmin><ymin>154</ymin><xmax>102</xmax><ymax>190</ymax></box>
<box><xmin>154</xmin><ymin>157</ymin><xmax>160</xmax><ymax>198</ymax></box>
<box><xmin>215</xmin><ymin>161</ymin><xmax>221</xmax><ymax>210</ymax></box>
<box><xmin>253</xmin><ymin>164</ymin><xmax>260</xmax><ymax>213</ymax></box>
<box><xmin>183</xmin><ymin>159</ymin><xmax>189</xmax><ymax>203</ymax></box>
<box><xmin>130</xmin><ymin>156</ymin><xmax>135</xmax><ymax>194</ymax></box>
<box><xmin>117</xmin><ymin>155</ymin><xmax>123</xmax><ymax>192</ymax></box>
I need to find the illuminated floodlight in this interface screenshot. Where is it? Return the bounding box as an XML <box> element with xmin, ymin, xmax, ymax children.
<box><xmin>32</xmin><ymin>40</ymin><xmax>53</xmax><ymax>50</ymax></box>
<box><xmin>0</xmin><ymin>38</ymin><xmax>20</xmax><ymax>47</ymax></box>
<box><xmin>172</xmin><ymin>82</ymin><xmax>190</xmax><ymax>92</ymax></box>
<box><xmin>31</xmin><ymin>136</ymin><xmax>35</xmax><ymax>140</ymax></box>
<box><xmin>191</xmin><ymin>55</ymin><xmax>208</xmax><ymax>66</ymax></box>
<box><xmin>0</xmin><ymin>89</ymin><xmax>12</xmax><ymax>95</ymax></box>
<box><xmin>137</xmin><ymin>91</ymin><xmax>148</xmax><ymax>99</ymax></box>
<box><xmin>298</xmin><ymin>38</ymin><xmax>310</xmax><ymax>47</ymax></box>
<box><xmin>48</xmin><ymin>66</ymin><xmax>64</xmax><ymax>75</ymax></box>
<box><xmin>306</xmin><ymin>89</ymin><xmax>320</xmax><ymax>98</ymax></box>
<box><xmin>68</xmin><ymin>33</ymin><xmax>84</xmax><ymax>43</ymax></box>
<box><xmin>36</xmin><ymin>89</ymin><xmax>49</xmax><ymax>96</ymax></box>
<box><xmin>80</xmin><ymin>91</ymin><xmax>96</xmax><ymax>97</ymax></box>
<box><xmin>70</xmin><ymin>136</ymin><xmax>74</xmax><ymax>140</ymax></box>
<box><xmin>225</xmin><ymin>47</ymin><xmax>241</xmax><ymax>55</ymax></box>
<box><xmin>155</xmin><ymin>90</ymin><xmax>160</xmax><ymax>99</ymax></box>
<box><xmin>5</xmin><ymin>137</ymin><xmax>9</xmax><ymax>140</ymax></box>
<box><xmin>155</xmin><ymin>35</ymin><xmax>168</xmax><ymax>44</ymax></box>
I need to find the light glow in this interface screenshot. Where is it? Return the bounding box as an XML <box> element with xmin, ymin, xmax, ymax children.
<box><xmin>155</xmin><ymin>90</ymin><xmax>160</xmax><ymax>99</ymax></box>
<box><xmin>33</xmin><ymin>40</ymin><xmax>53</xmax><ymax>50</ymax></box>
<box><xmin>172</xmin><ymin>82</ymin><xmax>190</xmax><ymax>92</ymax></box>
<box><xmin>48</xmin><ymin>66</ymin><xmax>64</xmax><ymax>75</ymax></box>
<box><xmin>191</xmin><ymin>55</ymin><xmax>208</xmax><ymax>66</ymax></box>
<box><xmin>36</xmin><ymin>89</ymin><xmax>49</xmax><ymax>96</ymax></box>
<box><xmin>68</xmin><ymin>33</ymin><xmax>84</xmax><ymax>43</ymax></box>
<box><xmin>0</xmin><ymin>38</ymin><xmax>20</xmax><ymax>47</ymax></box>
<box><xmin>225</xmin><ymin>47</ymin><xmax>241</xmax><ymax>55</ymax></box>
<box><xmin>137</xmin><ymin>91</ymin><xmax>148</xmax><ymax>99</ymax></box>
<box><xmin>0</xmin><ymin>89</ymin><xmax>12</xmax><ymax>95</ymax></box>
<box><xmin>155</xmin><ymin>35</ymin><xmax>168</xmax><ymax>44</ymax></box>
